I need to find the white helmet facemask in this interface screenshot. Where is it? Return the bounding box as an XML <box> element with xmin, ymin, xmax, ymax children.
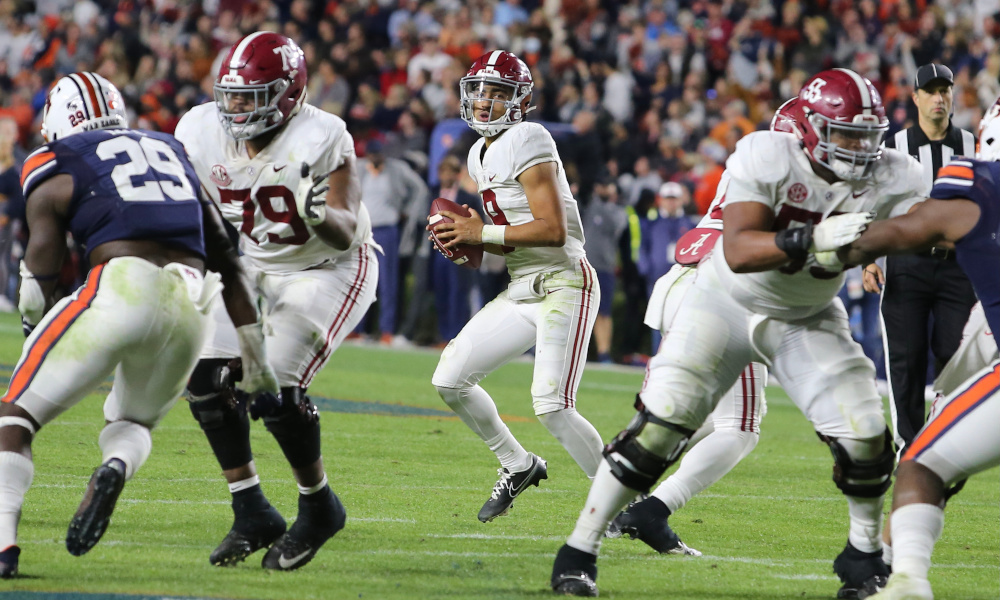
<box><xmin>808</xmin><ymin>112</ymin><xmax>887</xmax><ymax>181</ymax></box>
<box><xmin>459</xmin><ymin>77</ymin><xmax>531</xmax><ymax>137</ymax></box>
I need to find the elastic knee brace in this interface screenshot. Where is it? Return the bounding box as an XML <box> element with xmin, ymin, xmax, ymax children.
<box><xmin>820</xmin><ymin>429</ymin><xmax>895</xmax><ymax>498</ymax></box>
<box><xmin>602</xmin><ymin>395</ymin><xmax>695</xmax><ymax>493</ymax></box>
<box><xmin>263</xmin><ymin>387</ymin><xmax>321</xmax><ymax>469</ymax></box>
<box><xmin>188</xmin><ymin>393</ymin><xmax>252</xmax><ymax>471</ymax></box>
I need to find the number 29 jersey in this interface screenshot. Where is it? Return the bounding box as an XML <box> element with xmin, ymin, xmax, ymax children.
<box><xmin>175</xmin><ymin>102</ymin><xmax>373</xmax><ymax>273</ymax></box>
<box><xmin>467</xmin><ymin>121</ymin><xmax>586</xmax><ymax>280</ymax></box>
<box><xmin>20</xmin><ymin>128</ymin><xmax>206</xmax><ymax>260</ymax></box>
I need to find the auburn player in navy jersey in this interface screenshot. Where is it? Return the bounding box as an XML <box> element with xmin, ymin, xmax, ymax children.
<box><xmin>836</xmin><ymin>99</ymin><xmax>1000</xmax><ymax>600</ymax></box>
<box><xmin>0</xmin><ymin>72</ymin><xmax>278</xmax><ymax>578</ymax></box>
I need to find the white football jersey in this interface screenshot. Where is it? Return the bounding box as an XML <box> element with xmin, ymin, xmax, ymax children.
<box><xmin>712</xmin><ymin>130</ymin><xmax>928</xmax><ymax>319</ymax></box>
<box><xmin>175</xmin><ymin>102</ymin><xmax>373</xmax><ymax>273</ymax></box>
<box><xmin>467</xmin><ymin>121</ymin><xmax>586</xmax><ymax>280</ymax></box>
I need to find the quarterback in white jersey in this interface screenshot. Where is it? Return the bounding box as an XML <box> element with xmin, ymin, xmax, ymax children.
<box><xmin>608</xmin><ymin>98</ymin><xmax>805</xmax><ymax>555</ymax></box>
<box><xmin>430</xmin><ymin>51</ymin><xmax>604</xmax><ymax>524</ymax></box>
<box><xmin>174</xmin><ymin>32</ymin><xmax>377</xmax><ymax>571</ymax></box>
<box><xmin>552</xmin><ymin>69</ymin><xmax>928</xmax><ymax>599</ymax></box>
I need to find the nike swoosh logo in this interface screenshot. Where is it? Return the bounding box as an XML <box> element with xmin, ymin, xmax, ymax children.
<box><xmin>509</xmin><ymin>464</ymin><xmax>540</xmax><ymax>494</ymax></box>
<box><xmin>852</xmin><ymin>190</ymin><xmax>867</xmax><ymax>198</ymax></box>
<box><xmin>277</xmin><ymin>549</ymin><xmax>312</xmax><ymax>569</ymax></box>
<box><xmin>489</xmin><ymin>174</ymin><xmax>496</xmax><ymax>181</ymax></box>
<box><xmin>274</xmin><ymin>165</ymin><xmax>286</xmax><ymax>172</ymax></box>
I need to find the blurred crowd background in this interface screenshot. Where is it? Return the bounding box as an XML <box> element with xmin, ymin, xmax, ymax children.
<box><xmin>0</xmin><ymin>0</ymin><xmax>998</xmax><ymax>367</ymax></box>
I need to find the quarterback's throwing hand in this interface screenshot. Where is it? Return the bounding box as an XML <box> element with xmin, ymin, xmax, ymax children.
<box><xmin>810</xmin><ymin>211</ymin><xmax>875</xmax><ymax>252</ymax></box>
<box><xmin>296</xmin><ymin>162</ymin><xmax>330</xmax><ymax>226</ymax></box>
<box><xmin>429</xmin><ymin>206</ymin><xmax>484</xmax><ymax>248</ymax></box>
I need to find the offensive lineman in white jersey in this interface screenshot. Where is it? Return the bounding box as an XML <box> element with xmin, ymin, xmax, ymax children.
<box><xmin>551</xmin><ymin>69</ymin><xmax>929</xmax><ymax>599</ymax></box>
<box><xmin>430</xmin><ymin>51</ymin><xmax>604</xmax><ymax>523</ymax></box>
<box><xmin>607</xmin><ymin>99</ymin><xmax>802</xmax><ymax>556</ymax></box>
<box><xmin>173</xmin><ymin>32</ymin><xmax>378</xmax><ymax>571</ymax></box>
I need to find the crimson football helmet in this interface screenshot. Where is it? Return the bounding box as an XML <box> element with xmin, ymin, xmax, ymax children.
<box><xmin>41</xmin><ymin>72</ymin><xmax>128</xmax><ymax>142</ymax></box>
<box><xmin>770</xmin><ymin>97</ymin><xmax>802</xmax><ymax>134</ymax></box>
<box><xmin>214</xmin><ymin>32</ymin><xmax>308</xmax><ymax>140</ymax></box>
<box><xmin>978</xmin><ymin>95</ymin><xmax>1000</xmax><ymax>161</ymax></box>
<box><xmin>796</xmin><ymin>68</ymin><xmax>888</xmax><ymax>181</ymax></box>
<box><xmin>459</xmin><ymin>50</ymin><xmax>533</xmax><ymax>137</ymax></box>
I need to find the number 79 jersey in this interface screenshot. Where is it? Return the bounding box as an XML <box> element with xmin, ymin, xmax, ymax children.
<box><xmin>713</xmin><ymin>130</ymin><xmax>927</xmax><ymax>320</ymax></box>
<box><xmin>20</xmin><ymin>128</ymin><xmax>206</xmax><ymax>260</ymax></box>
<box><xmin>467</xmin><ymin>121</ymin><xmax>586</xmax><ymax>280</ymax></box>
<box><xmin>175</xmin><ymin>102</ymin><xmax>372</xmax><ymax>273</ymax></box>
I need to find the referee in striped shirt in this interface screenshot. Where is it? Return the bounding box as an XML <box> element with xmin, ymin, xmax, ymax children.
<box><xmin>863</xmin><ymin>63</ymin><xmax>977</xmax><ymax>456</ymax></box>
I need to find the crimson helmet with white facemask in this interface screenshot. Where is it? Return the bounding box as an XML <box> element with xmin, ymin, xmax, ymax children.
<box><xmin>214</xmin><ymin>32</ymin><xmax>308</xmax><ymax>140</ymax></box>
<box><xmin>459</xmin><ymin>50</ymin><xmax>533</xmax><ymax>137</ymax></box>
<box><xmin>41</xmin><ymin>72</ymin><xmax>128</xmax><ymax>142</ymax></box>
<box><xmin>796</xmin><ymin>68</ymin><xmax>888</xmax><ymax>181</ymax></box>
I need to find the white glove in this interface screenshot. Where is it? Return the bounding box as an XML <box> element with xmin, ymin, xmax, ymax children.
<box><xmin>235</xmin><ymin>322</ymin><xmax>279</xmax><ymax>396</ymax></box>
<box><xmin>810</xmin><ymin>212</ymin><xmax>875</xmax><ymax>252</ymax></box>
<box><xmin>18</xmin><ymin>260</ymin><xmax>47</xmax><ymax>327</ymax></box>
<box><xmin>295</xmin><ymin>162</ymin><xmax>330</xmax><ymax>227</ymax></box>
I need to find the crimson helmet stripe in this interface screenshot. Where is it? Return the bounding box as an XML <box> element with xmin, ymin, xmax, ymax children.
<box><xmin>71</xmin><ymin>72</ymin><xmax>103</xmax><ymax>119</ymax></box>
<box><xmin>834</xmin><ymin>68</ymin><xmax>873</xmax><ymax>115</ymax></box>
<box><xmin>229</xmin><ymin>31</ymin><xmax>268</xmax><ymax>71</ymax></box>
<box><xmin>486</xmin><ymin>50</ymin><xmax>503</xmax><ymax>67</ymax></box>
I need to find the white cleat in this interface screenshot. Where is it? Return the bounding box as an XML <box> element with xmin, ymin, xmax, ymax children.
<box><xmin>870</xmin><ymin>573</ymin><xmax>933</xmax><ymax>600</ymax></box>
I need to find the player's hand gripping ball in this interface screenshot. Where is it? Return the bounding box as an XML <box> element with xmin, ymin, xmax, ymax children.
<box><xmin>427</xmin><ymin>197</ymin><xmax>484</xmax><ymax>269</ymax></box>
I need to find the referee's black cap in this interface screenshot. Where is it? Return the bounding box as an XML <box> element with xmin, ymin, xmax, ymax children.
<box><xmin>915</xmin><ymin>64</ymin><xmax>954</xmax><ymax>90</ymax></box>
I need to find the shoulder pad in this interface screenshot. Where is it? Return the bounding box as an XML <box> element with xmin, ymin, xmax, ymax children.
<box><xmin>725</xmin><ymin>131</ymin><xmax>794</xmax><ymax>185</ymax></box>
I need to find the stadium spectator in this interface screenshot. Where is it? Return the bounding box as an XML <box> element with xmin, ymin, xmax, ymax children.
<box><xmin>582</xmin><ymin>176</ymin><xmax>628</xmax><ymax>363</ymax></box>
<box><xmin>356</xmin><ymin>139</ymin><xmax>429</xmax><ymax>344</ymax></box>
<box><xmin>638</xmin><ymin>181</ymin><xmax>694</xmax><ymax>353</ymax></box>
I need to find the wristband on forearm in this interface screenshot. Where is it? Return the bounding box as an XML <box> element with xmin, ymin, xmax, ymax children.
<box><xmin>773</xmin><ymin>222</ymin><xmax>814</xmax><ymax>261</ymax></box>
<box><xmin>481</xmin><ymin>224</ymin><xmax>506</xmax><ymax>245</ymax></box>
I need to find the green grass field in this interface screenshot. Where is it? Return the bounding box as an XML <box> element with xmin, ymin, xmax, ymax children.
<box><xmin>0</xmin><ymin>312</ymin><xmax>995</xmax><ymax>600</ymax></box>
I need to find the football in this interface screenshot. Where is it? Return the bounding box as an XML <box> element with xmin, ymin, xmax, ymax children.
<box><xmin>428</xmin><ymin>197</ymin><xmax>483</xmax><ymax>269</ymax></box>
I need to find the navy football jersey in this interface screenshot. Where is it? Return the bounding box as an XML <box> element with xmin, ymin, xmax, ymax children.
<box><xmin>20</xmin><ymin>128</ymin><xmax>205</xmax><ymax>260</ymax></box>
<box><xmin>930</xmin><ymin>157</ymin><xmax>1000</xmax><ymax>351</ymax></box>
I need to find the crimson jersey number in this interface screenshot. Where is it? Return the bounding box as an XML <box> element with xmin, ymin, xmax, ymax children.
<box><xmin>218</xmin><ymin>186</ymin><xmax>309</xmax><ymax>246</ymax></box>
<box><xmin>481</xmin><ymin>189</ymin><xmax>515</xmax><ymax>253</ymax></box>
<box><xmin>773</xmin><ymin>205</ymin><xmax>841</xmax><ymax>279</ymax></box>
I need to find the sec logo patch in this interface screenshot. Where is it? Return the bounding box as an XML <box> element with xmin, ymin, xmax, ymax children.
<box><xmin>787</xmin><ymin>183</ymin><xmax>808</xmax><ymax>203</ymax></box>
<box><xmin>210</xmin><ymin>164</ymin><xmax>232</xmax><ymax>187</ymax></box>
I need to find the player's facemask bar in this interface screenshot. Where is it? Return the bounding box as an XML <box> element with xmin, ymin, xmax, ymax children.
<box><xmin>214</xmin><ymin>79</ymin><xmax>292</xmax><ymax>140</ymax></box>
<box><xmin>459</xmin><ymin>77</ymin><xmax>532</xmax><ymax>137</ymax></box>
<box><xmin>810</xmin><ymin>113</ymin><xmax>887</xmax><ymax>181</ymax></box>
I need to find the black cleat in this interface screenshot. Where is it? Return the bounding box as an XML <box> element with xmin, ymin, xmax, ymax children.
<box><xmin>262</xmin><ymin>489</ymin><xmax>346</xmax><ymax>571</ymax></box>
<box><xmin>209</xmin><ymin>506</ymin><xmax>286</xmax><ymax>566</ymax></box>
<box><xmin>478</xmin><ymin>453</ymin><xmax>547</xmax><ymax>522</ymax></box>
<box><xmin>613</xmin><ymin>496</ymin><xmax>701</xmax><ymax>556</ymax></box>
<box><xmin>0</xmin><ymin>546</ymin><xmax>19</xmax><ymax>579</ymax></box>
<box><xmin>66</xmin><ymin>459</ymin><xmax>126</xmax><ymax>556</ymax></box>
<box><xmin>551</xmin><ymin>544</ymin><xmax>598</xmax><ymax>597</ymax></box>
<box><xmin>833</xmin><ymin>541</ymin><xmax>890</xmax><ymax>599</ymax></box>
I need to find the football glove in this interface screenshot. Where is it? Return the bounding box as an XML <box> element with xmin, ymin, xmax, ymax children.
<box><xmin>810</xmin><ymin>212</ymin><xmax>875</xmax><ymax>252</ymax></box>
<box><xmin>235</xmin><ymin>322</ymin><xmax>279</xmax><ymax>397</ymax></box>
<box><xmin>18</xmin><ymin>261</ymin><xmax>47</xmax><ymax>335</ymax></box>
<box><xmin>295</xmin><ymin>162</ymin><xmax>330</xmax><ymax>227</ymax></box>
